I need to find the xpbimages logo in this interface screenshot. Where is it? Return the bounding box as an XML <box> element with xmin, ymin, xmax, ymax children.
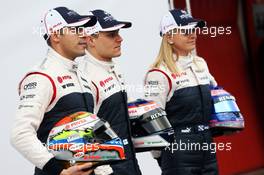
<box><xmin>32</xmin><ymin>25</ymin><xmax>232</xmax><ymax>38</ymax></box>
<box><xmin>164</xmin><ymin>140</ymin><xmax>232</xmax><ymax>154</ymax></box>
<box><xmin>169</xmin><ymin>26</ymin><xmax>232</xmax><ymax>37</ymax></box>
<box><xmin>32</xmin><ymin>26</ymin><xmax>88</xmax><ymax>38</ymax></box>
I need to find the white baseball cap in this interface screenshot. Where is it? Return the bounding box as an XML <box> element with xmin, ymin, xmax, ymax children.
<box><xmin>85</xmin><ymin>9</ymin><xmax>132</xmax><ymax>35</ymax></box>
<box><xmin>160</xmin><ymin>9</ymin><xmax>206</xmax><ymax>36</ymax></box>
<box><xmin>40</xmin><ymin>7</ymin><xmax>97</xmax><ymax>40</ymax></box>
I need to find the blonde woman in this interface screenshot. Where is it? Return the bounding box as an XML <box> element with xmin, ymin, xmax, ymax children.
<box><xmin>144</xmin><ymin>9</ymin><xmax>218</xmax><ymax>175</ymax></box>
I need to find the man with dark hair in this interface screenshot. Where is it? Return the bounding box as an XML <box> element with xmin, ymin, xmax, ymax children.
<box><xmin>10</xmin><ymin>7</ymin><xmax>97</xmax><ymax>175</ymax></box>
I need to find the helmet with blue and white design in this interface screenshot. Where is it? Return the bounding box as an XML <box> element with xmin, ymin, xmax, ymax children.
<box><xmin>210</xmin><ymin>87</ymin><xmax>245</xmax><ymax>136</ymax></box>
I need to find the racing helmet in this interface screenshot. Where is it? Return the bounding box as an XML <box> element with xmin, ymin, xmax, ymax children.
<box><xmin>210</xmin><ymin>86</ymin><xmax>245</xmax><ymax>136</ymax></box>
<box><xmin>47</xmin><ymin>111</ymin><xmax>126</xmax><ymax>167</ymax></box>
<box><xmin>128</xmin><ymin>99</ymin><xmax>174</xmax><ymax>152</ymax></box>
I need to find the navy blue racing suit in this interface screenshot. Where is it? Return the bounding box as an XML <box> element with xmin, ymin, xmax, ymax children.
<box><xmin>11</xmin><ymin>48</ymin><xmax>94</xmax><ymax>175</ymax></box>
<box><xmin>144</xmin><ymin>54</ymin><xmax>219</xmax><ymax>175</ymax></box>
<box><xmin>77</xmin><ymin>52</ymin><xmax>142</xmax><ymax>175</ymax></box>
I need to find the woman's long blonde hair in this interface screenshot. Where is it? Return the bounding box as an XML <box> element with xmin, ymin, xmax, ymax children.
<box><xmin>151</xmin><ymin>36</ymin><xmax>181</xmax><ymax>74</ymax></box>
<box><xmin>151</xmin><ymin>32</ymin><xmax>202</xmax><ymax>74</ymax></box>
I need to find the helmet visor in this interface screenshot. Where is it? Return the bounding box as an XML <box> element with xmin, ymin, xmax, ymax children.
<box><xmin>93</xmin><ymin>120</ymin><xmax>118</xmax><ymax>143</ymax></box>
<box><xmin>141</xmin><ymin>108</ymin><xmax>172</xmax><ymax>134</ymax></box>
<box><xmin>213</xmin><ymin>96</ymin><xmax>240</xmax><ymax>113</ymax></box>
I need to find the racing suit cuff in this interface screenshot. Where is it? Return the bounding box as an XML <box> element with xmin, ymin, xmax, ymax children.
<box><xmin>42</xmin><ymin>157</ymin><xmax>64</xmax><ymax>175</ymax></box>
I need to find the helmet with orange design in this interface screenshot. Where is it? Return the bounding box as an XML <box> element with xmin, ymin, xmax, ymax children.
<box><xmin>47</xmin><ymin>111</ymin><xmax>126</xmax><ymax>167</ymax></box>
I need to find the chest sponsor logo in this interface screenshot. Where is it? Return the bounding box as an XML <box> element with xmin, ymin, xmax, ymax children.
<box><xmin>18</xmin><ymin>105</ymin><xmax>34</xmax><ymax>109</ymax></box>
<box><xmin>24</xmin><ymin>82</ymin><xmax>37</xmax><ymax>90</ymax></box>
<box><xmin>147</xmin><ymin>81</ymin><xmax>159</xmax><ymax>85</ymax></box>
<box><xmin>104</xmin><ymin>84</ymin><xmax>115</xmax><ymax>93</ymax></box>
<box><xmin>57</xmin><ymin>75</ymin><xmax>72</xmax><ymax>83</ymax></box>
<box><xmin>99</xmin><ymin>77</ymin><xmax>113</xmax><ymax>87</ymax></box>
<box><xmin>62</xmin><ymin>83</ymin><xmax>75</xmax><ymax>89</ymax></box>
<box><xmin>199</xmin><ymin>76</ymin><xmax>209</xmax><ymax>81</ymax></box>
<box><xmin>171</xmin><ymin>72</ymin><xmax>187</xmax><ymax>79</ymax></box>
<box><xmin>195</xmin><ymin>69</ymin><xmax>205</xmax><ymax>73</ymax></box>
<box><xmin>20</xmin><ymin>94</ymin><xmax>36</xmax><ymax>101</ymax></box>
<box><xmin>175</xmin><ymin>79</ymin><xmax>190</xmax><ymax>85</ymax></box>
<box><xmin>145</xmin><ymin>92</ymin><xmax>160</xmax><ymax>97</ymax></box>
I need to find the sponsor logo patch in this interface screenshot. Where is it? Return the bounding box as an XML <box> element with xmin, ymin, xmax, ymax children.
<box><xmin>99</xmin><ymin>77</ymin><xmax>114</xmax><ymax>87</ymax></box>
<box><xmin>171</xmin><ymin>72</ymin><xmax>187</xmax><ymax>79</ymax></box>
<box><xmin>20</xmin><ymin>94</ymin><xmax>36</xmax><ymax>100</ymax></box>
<box><xmin>62</xmin><ymin>83</ymin><xmax>75</xmax><ymax>89</ymax></box>
<box><xmin>24</xmin><ymin>82</ymin><xmax>37</xmax><ymax>90</ymax></box>
<box><xmin>104</xmin><ymin>84</ymin><xmax>115</xmax><ymax>93</ymax></box>
<box><xmin>57</xmin><ymin>75</ymin><xmax>72</xmax><ymax>83</ymax></box>
<box><xmin>18</xmin><ymin>105</ymin><xmax>34</xmax><ymax>109</ymax></box>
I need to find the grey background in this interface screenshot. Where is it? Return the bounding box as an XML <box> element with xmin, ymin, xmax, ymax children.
<box><xmin>1</xmin><ymin>0</ymin><xmax>168</xmax><ymax>174</ymax></box>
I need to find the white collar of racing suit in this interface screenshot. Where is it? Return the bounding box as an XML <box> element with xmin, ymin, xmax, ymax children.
<box><xmin>46</xmin><ymin>47</ymin><xmax>79</xmax><ymax>71</ymax></box>
<box><xmin>84</xmin><ymin>50</ymin><xmax>116</xmax><ymax>73</ymax></box>
<box><xmin>173</xmin><ymin>53</ymin><xmax>194</xmax><ymax>69</ymax></box>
